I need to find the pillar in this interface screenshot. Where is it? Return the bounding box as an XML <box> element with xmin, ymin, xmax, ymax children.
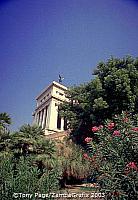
<box><xmin>61</xmin><ymin>117</ymin><xmax>64</xmax><ymax>131</ymax></box>
<box><xmin>39</xmin><ymin>110</ymin><xmax>43</xmax><ymax>127</ymax></box>
<box><xmin>42</xmin><ymin>108</ymin><xmax>46</xmax><ymax>129</ymax></box>
<box><xmin>45</xmin><ymin>104</ymin><xmax>51</xmax><ymax>129</ymax></box>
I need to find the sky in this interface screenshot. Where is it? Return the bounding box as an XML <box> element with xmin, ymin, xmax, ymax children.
<box><xmin>0</xmin><ymin>0</ymin><xmax>138</xmax><ymax>131</ymax></box>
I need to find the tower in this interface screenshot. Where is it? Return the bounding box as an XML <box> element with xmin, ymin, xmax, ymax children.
<box><xmin>33</xmin><ymin>81</ymin><xmax>68</xmax><ymax>135</ymax></box>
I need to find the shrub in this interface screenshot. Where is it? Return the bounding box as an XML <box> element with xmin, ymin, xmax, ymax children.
<box><xmin>84</xmin><ymin>112</ymin><xmax>138</xmax><ymax>199</ymax></box>
<box><xmin>0</xmin><ymin>154</ymin><xmax>60</xmax><ymax>200</ymax></box>
<box><xmin>56</xmin><ymin>138</ymin><xmax>94</xmax><ymax>186</ymax></box>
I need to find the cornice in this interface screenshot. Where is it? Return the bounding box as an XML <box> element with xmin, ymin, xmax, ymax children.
<box><xmin>36</xmin><ymin>81</ymin><xmax>67</xmax><ymax>100</ymax></box>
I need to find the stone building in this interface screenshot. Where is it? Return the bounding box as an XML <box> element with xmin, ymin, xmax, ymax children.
<box><xmin>33</xmin><ymin>81</ymin><xmax>68</xmax><ymax>136</ymax></box>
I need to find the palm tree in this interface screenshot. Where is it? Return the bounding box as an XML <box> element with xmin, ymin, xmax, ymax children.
<box><xmin>0</xmin><ymin>112</ymin><xmax>11</xmax><ymax>152</ymax></box>
<box><xmin>34</xmin><ymin>138</ymin><xmax>57</xmax><ymax>173</ymax></box>
<box><xmin>10</xmin><ymin>124</ymin><xmax>44</xmax><ymax>156</ymax></box>
<box><xmin>10</xmin><ymin>124</ymin><xmax>57</xmax><ymax>172</ymax></box>
<box><xmin>0</xmin><ymin>112</ymin><xmax>11</xmax><ymax>128</ymax></box>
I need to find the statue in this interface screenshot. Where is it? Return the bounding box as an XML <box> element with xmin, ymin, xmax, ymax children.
<box><xmin>58</xmin><ymin>74</ymin><xmax>64</xmax><ymax>83</ymax></box>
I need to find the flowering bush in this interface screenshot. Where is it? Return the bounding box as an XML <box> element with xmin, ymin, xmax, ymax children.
<box><xmin>83</xmin><ymin>153</ymin><xmax>90</xmax><ymax>159</ymax></box>
<box><xmin>107</xmin><ymin>122</ymin><xmax>115</xmax><ymax>130</ymax></box>
<box><xmin>92</xmin><ymin>126</ymin><xmax>100</xmax><ymax>132</ymax></box>
<box><xmin>126</xmin><ymin>162</ymin><xmax>137</xmax><ymax>171</ymax></box>
<box><xmin>87</xmin><ymin>112</ymin><xmax>138</xmax><ymax>199</ymax></box>
<box><xmin>84</xmin><ymin>137</ymin><xmax>92</xmax><ymax>143</ymax></box>
<box><xmin>112</xmin><ymin>130</ymin><xmax>121</xmax><ymax>137</ymax></box>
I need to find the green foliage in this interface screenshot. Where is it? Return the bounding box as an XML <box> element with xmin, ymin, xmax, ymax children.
<box><xmin>37</xmin><ymin>168</ymin><xmax>61</xmax><ymax>193</ymax></box>
<box><xmin>0</xmin><ymin>154</ymin><xmax>60</xmax><ymax>200</ymax></box>
<box><xmin>88</xmin><ymin>112</ymin><xmax>138</xmax><ymax>199</ymax></box>
<box><xmin>93</xmin><ymin>97</ymin><xmax>109</xmax><ymax>111</ymax></box>
<box><xmin>94</xmin><ymin>56</ymin><xmax>138</xmax><ymax>114</ymax></box>
<box><xmin>57</xmin><ymin>138</ymin><xmax>94</xmax><ymax>181</ymax></box>
<box><xmin>0</xmin><ymin>112</ymin><xmax>11</xmax><ymax>128</ymax></box>
<box><xmin>59</xmin><ymin>56</ymin><xmax>138</xmax><ymax>134</ymax></box>
<box><xmin>0</xmin><ymin>122</ymin><xmax>61</xmax><ymax>199</ymax></box>
<box><xmin>1</xmin><ymin>55</ymin><xmax>138</xmax><ymax>198</ymax></box>
<box><xmin>0</xmin><ymin>112</ymin><xmax>11</xmax><ymax>152</ymax></box>
<box><xmin>10</xmin><ymin>124</ymin><xmax>45</xmax><ymax>157</ymax></box>
<box><xmin>1</xmin><ymin>122</ymin><xmax>93</xmax><ymax>198</ymax></box>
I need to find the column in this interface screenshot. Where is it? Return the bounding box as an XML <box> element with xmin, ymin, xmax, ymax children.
<box><xmin>42</xmin><ymin>108</ymin><xmax>46</xmax><ymax>129</ymax></box>
<box><xmin>39</xmin><ymin>111</ymin><xmax>43</xmax><ymax>127</ymax></box>
<box><xmin>33</xmin><ymin>113</ymin><xmax>37</xmax><ymax>125</ymax></box>
<box><xmin>36</xmin><ymin>113</ymin><xmax>39</xmax><ymax>124</ymax></box>
<box><xmin>61</xmin><ymin>117</ymin><xmax>64</xmax><ymax>131</ymax></box>
<box><xmin>45</xmin><ymin>104</ymin><xmax>51</xmax><ymax>129</ymax></box>
<box><xmin>46</xmin><ymin>100</ymin><xmax>57</xmax><ymax>131</ymax></box>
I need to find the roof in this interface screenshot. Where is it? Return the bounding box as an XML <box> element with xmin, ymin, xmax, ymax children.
<box><xmin>36</xmin><ymin>81</ymin><xmax>67</xmax><ymax>100</ymax></box>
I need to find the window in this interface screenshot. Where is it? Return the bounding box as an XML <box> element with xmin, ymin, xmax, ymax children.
<box><xmin>59</xmin><ymin>92</ymin><xmax>63</xmax><ymax>96</ymax></box>
<box><xmin>56</xmin><ymin>91</ymin><xmax>63</xmax><ymax>96</ymax></box>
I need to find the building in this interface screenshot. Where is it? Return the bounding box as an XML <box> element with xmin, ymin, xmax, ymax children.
<box><xmin>33</xmin><ymin>81</ymin><xmax>68</xmax><ymax>135</ymax></box>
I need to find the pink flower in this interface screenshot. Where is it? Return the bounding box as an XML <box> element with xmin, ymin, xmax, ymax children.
<box><xmin>108</xmin><ymin>122</ymin><xmax>115</xmax><ymax>130</ymax></box>
<box><xmin>84</xmin><ymin>137</ymin><xmax>92</xmax><ymax>143</ymax></box>
<box><xmin>126</xmin><ymin>162</ymin><xmax>137</xmax><ymax>170</ymax></box>
<box><xmin>83</xmin><ymin>153</ymin><xmax>89</xmax><ymax>159</ymax></box>
<box><xmin>99</xmin><ymin>125</ymin><xmax>103</xmax><ymax>129</ymax></box>
<box><xmin>131</xmin><ymin>127</ymin><xmax>138</xmax><ymax>132</ymax></box>
<box><xmin>112</xmin><ymin>130</ymin><xmax>121</xmax><ymax>137</ymax></box>
<box><xmin>123</xmin><ymin>118</ymin><xmax>129</xmax><ymax>123</ymax></box>
<box><xmin>92</xmin><ymin>126</ymin><xmax>99</xmax><ymax>132</ymax></box>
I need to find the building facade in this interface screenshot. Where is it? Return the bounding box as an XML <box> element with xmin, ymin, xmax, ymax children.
<box><xmin>33</xmin><ymin>81</ymin><xmax>68</xmax><ymax>135</ymax></box>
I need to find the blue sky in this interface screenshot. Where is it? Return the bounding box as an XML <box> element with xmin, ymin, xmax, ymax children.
<box><xmin>0</xmin><ymin>0</ymin><xmax>138</xmax><ymax>131</ymax></box>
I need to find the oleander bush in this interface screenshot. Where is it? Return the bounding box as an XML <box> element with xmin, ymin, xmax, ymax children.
<box><xmin>83</xmin><ymin>112</ymin><xmax>138</xmax><ymax>199</ymax></box>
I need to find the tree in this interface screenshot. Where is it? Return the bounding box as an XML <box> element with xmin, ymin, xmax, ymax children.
<box><xmin>0</xmin><ymin>123</ymin><xmax>61</xmax><ymax>199</ymax></box>
<box><xmin>10</xmin><ymin>124</ymin><xmax>45</xmax><ymax>157</ymax></box>
<box><xmin>10</xmin><ymin>124</ymin><xmax>57</xmax><ymax>173</ymax></box>
<box><xmin>0</xmin><ymin>113</ymin><xmax>11</xmax><ymax>152</ymax></box>
<box><xmin>0</xmin><ymin>112</ymin><xmax>11</xmax><ymax>129</ymax></box>
<box><xmin>94</xmin><ymin>56</ymin><xmax>138</xmax><ymax>115</ymax></box>
<box><xmin>59</xmin><ymin>56</ymin><xmax>138</xmax><ymax>140</ymax></box>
